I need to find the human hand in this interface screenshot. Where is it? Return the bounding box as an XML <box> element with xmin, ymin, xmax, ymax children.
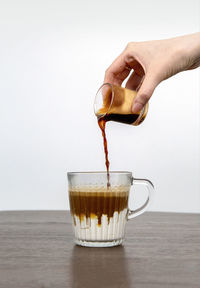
<box><xmin>104</xmin><ymin>33</ymin><xmax>200</xmax><ymax>113</ymax></box>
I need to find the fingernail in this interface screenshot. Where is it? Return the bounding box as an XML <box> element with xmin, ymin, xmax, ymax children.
<box><xmin>132</xmin><ymin>102</ymin><xmax>143</xmax><ymax>113</ymax></box>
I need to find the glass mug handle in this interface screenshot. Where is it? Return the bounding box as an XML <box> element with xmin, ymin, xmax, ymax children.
<box><xmin>128</xmin><ymin>177</ymin><xmax>154</xmax><ymax>220</ymax></box>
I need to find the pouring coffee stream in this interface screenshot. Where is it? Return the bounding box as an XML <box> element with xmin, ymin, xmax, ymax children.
<box><xmin>97</xmin><ymin>117</ymin><xmax>110</xmax><ymax>187</ymax></box>
<box><xmin>95</xmin><ymin>83</ymin><xmax>149</xmax><ymax>188</ymax></box>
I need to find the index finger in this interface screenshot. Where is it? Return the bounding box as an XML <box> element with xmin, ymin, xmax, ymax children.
<box><xmin>104</xmin><ymin>52</ymin><xmax>132</xmax><ymax>86</ymax></box>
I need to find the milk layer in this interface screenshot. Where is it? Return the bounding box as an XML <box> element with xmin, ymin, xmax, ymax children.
<box><xmin>72</xmin><ymin>209</ymin><xmax>127</xmax><ymax>241</ymax></box>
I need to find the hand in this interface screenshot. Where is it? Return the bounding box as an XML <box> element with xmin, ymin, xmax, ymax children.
<box><xmin>104</xmin><ymin>33</ymin><xmax>200</xmax><ymax>113</ymax></box>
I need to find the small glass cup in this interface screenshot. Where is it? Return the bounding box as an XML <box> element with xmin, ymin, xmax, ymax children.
<box><xmin>94</xmin><ymin>83</ymin><xmax>148</xmax><ymax>125</ymax></box>
<box><xmin>67</xmin><ymin>171</ymin><xmax>154</xmax><ymax>247</ymax></box>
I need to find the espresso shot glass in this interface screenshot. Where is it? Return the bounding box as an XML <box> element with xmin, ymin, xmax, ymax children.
<box><xmin>67</xmin><ymin>171</ymin><xmax>154</xmax><ymax>247</ymax></box>
<box><xmin>94</xmin><ymin>83</ymin><xmax>149</xmax><ymax>126</ymax></box>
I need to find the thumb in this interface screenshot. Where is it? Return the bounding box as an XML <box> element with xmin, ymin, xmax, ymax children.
<box><xmin>132</xmin><ymin>73</ymin><xmax>158</xmax><ymax>113</ymax></box>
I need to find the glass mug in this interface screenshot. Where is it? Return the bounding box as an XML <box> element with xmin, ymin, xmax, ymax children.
<box><xmin>94</xmin><ymin>83</ymin><xmax>149</xmax><ymax>125</ymax></box>
<box><xmin>68</xmin><ymin>171</ymin><xmax>154</xmax><ymax>247</ymax></box>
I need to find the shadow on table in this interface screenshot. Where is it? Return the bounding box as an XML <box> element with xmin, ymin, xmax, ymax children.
<box><xmin>69</xmin><ymin>245</ymin><xmax>130</xmax><ymax>288</ymax></box>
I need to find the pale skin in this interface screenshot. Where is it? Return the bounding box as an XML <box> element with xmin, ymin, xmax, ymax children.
<box><xmin>104</xmin><ymin>33</ymin><xmax>200</xmax><ymax>113</ymax></box>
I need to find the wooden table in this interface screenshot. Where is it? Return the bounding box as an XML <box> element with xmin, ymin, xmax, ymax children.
<box><xmin>0</xmin><ymin>211</ymin><xmax>199</xmax><ymax>288</ymax></box>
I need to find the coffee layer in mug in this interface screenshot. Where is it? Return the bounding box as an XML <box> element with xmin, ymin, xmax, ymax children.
<box><xmin>69</xmin><ymin>186</ymin><xmax>129</xmax><ymax>226</ymax></box>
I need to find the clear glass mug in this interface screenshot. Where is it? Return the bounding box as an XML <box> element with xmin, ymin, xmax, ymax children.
<box><xmin>94</xmin><ymin>83</ymin><xmax>149</xmax><ymax>125</ymax></box>
<box><xmin>68</xmin><ymin>171</ymin><xmax>154</xmax><ymax>247</ymax></box>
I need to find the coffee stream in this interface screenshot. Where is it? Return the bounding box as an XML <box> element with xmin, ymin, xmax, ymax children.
<box><xmin>98</xmin><ymin>113</ymin><xmax>141</xmax><ymax>188</ymax></box>
<box><xmin>98</xmin><ymin>117</ymin><xmax>110</xmax><ymax>187</ymax></box>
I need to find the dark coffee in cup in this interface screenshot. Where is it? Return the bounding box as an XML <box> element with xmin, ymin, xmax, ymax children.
<box><xmin>69</xmin><ymin>186</ymin><xmax>129</xmax><ymax>242</ymax></box>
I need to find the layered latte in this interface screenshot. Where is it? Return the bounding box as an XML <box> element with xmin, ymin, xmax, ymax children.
<box><xmin>69</xmin><ymin>186</ymin><xmax>129</xmax><ymax>245</ymax></box>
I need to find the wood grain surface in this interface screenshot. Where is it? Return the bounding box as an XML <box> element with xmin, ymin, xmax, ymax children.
<box><xmin>0</xmin><ymin>211</ymin><xmax>199</xmax><ymax>288</ymax></box>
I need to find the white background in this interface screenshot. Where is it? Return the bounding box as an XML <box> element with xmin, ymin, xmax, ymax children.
<box><xmin>0</xmin><ymin>0</ymin><xmax>199</xmax><ymax>212</ymax></box>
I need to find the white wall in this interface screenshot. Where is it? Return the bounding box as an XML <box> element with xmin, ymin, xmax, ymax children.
<box><xmin>0</xmin><ymin>0</ymin><xmax>199</xmax><ymax>212</ymax></box>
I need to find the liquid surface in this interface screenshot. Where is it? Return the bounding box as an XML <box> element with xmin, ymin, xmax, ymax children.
<box><xmin>69</xmin><ymin>187</ymin><xmax>129</xmax><ymax>225</ymax></box>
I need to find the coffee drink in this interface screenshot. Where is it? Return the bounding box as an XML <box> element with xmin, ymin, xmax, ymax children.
<box><xmin>69</xmin><ymin>186</ymin><xmax>129</xmax><ymax>242</ymax></box>
<box><xmin>68</xmin><ymin>172</ymin><xmax>154</xmax><ymax>247</ymax></box>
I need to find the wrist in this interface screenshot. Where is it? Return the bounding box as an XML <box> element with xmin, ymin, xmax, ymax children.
<box><xmin>181</xmin><ymin>33</ymin><xmax>200</xmax><ymax>70</ymax></box>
